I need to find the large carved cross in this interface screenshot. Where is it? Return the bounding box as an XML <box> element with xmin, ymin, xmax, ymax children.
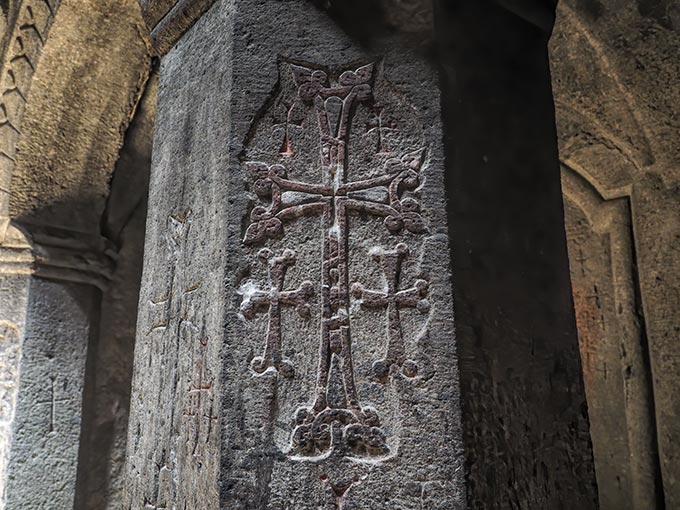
<box><xmin>242</xmin><ymin>62</ymin><xmax>427</xmax><ymax>459</ymax></box>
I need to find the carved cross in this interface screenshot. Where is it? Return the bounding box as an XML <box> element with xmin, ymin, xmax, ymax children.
<box><xmin>242</xmin><ymin>62</ymin><xmax>428</xmax><ymax>459</ymax></box>
<box><xmin>148</xmin><ymin>209</ymin><xmax>201</xmax><ymax>337</ymax></box>
<box><xmin>184</xmin><ymin>337</ymin><xmax>218</xmax><ymax>457</ymax></box>
<box><xmin>351</xmin><ymin>243</ymin><xmax>429</xmax><ymax>380</ymax></box>
<box><xmin>366</xmin><ymin>105</ymin><xmax>397</xmax><ymax>155</ymax></box>
<box><xmin>574</xmin><ymin>246</ymin><xmax>588</xmax><ymax>276</ymax></box>
<box><xmin>240</xmin><ymin>248</ymin><xmax>314</xmax><ymax>378</ymax></box>
<box><xmin>36</xmin><ymin>376</ymin><xmax>69</xmax><ymax>434</ymax></box>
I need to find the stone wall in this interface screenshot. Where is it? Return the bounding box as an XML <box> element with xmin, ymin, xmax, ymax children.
<box><xmin>551</xmin><ymin>2</ymin><xmax>680</xmax><ymax>507</ymax></box>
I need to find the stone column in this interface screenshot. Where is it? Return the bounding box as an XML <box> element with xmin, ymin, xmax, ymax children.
<box><xmin>124</xmin><ymin>0</ymin><xmax>465</xmax><ymax>508</ymax></box>
<box><xmin>0</xmin><ymin>222</ymin><xmax>114</xmax><ymax>509</ymax></box>
<box><xmin>436</xmin><ymin>1</ymin><xmax>599</xmax><ymax>508</ymax></box>
<box><xmin>0</xmin><ymin>225</ymin><xmax>30</xmax><ymax>508</ymax></box>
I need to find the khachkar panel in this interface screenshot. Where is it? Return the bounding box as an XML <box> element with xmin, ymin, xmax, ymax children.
<box><xmin>236</xmin><ymin>59</ymin><xmax>461</xmax><ymax>508</ymax></box>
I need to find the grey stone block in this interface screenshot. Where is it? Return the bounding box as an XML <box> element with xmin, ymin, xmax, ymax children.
<box><xmin>124</xmin><ymin>0</ymin><xmax>465</xmax><ymax>508</ymax></box>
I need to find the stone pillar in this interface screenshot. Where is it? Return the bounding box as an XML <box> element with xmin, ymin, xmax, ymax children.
<box><xmin>124</xmin><ymin>0</ymin><xmax>465</xmax><ymax>508</ymax></box>
<box><xmin>435</xmin><ymin>1</ymin><xmax>599</xmax><ymax>508</ymax></box>
<box><xmin>0</xmin><ymin>226</ymin><xmax>30</xmax><ymax>508</ymax></box>
<box><xmin>0</xmin><ymin>223</ymin><xmax>114</xmax><ymax>509</ymax></box>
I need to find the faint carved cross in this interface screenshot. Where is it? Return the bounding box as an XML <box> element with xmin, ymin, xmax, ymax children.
<box><xmin>184</xmin><ymin>337</ymin><xmax>218</xmax><ymax>457</ymax></box>
<box><xmin>584</xmin><ymin>284</ymin><xmax>606</xmax><ymax>330</ymax></box>
<box><xmin>574</xmin><ymin>246</ymin><xmax>588</xmax><ymax>276</ymax></box>
<box><xmin>366</xmin><ymin>105</ymin><xmax>397</xmax><ymax>155</ymax></box>
<box><xmin>148</xmin><ymin>209</ymin><xmax>201</xmax><ymax>337</ymax></box>
<box><xmin>596</xmin><ymin>361</ymin><xmax>609</xmax><ymax>380</ymax></box>
<box><xmin>351</xmin><ymin>243</ymin><xmax>429</xmax><ymax>380</ymax></box>
<box><xmin>36</xmin><ymin>376</ymin><xmax>69</xmax><ymax>433</ymax></box>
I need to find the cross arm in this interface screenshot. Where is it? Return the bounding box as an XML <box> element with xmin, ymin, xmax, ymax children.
<box><xmin>239</xmin><ymin>290</ymin><xmax>272</xmax><ymax>319</ymax></box>
<box><xmin>351</xmin><ymin>283</ymin><xmax>389</xmax><ymax>308</ymax></box>
<box><xmin>280</xmin><ymin>281</ymin><xmax>315</xmax><ymax>317</ymax></box>
<box><xmin>395</xmin><ymin>280</ymin><xmax>430</xmax><ymax>312</ymax></box>
<box><xmin>269</xmin><ymin>174</ymin><xmax>332</xmax><ymax>195</ymax></box>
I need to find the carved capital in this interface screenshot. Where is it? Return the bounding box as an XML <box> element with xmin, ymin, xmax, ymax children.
<box><xmin>138</xmin><ymin>0</ymin><xmax>217</xmax><ymax>56</ymax></box>
<box><xmin>0</xmin><ymin>223</ymin><xmax>116</xmax><ymax>290</ymax></box>
<box><xmin>0</xmin><ymin>223</ymin><xmax>32</xmax><ymax>276</ymax></box>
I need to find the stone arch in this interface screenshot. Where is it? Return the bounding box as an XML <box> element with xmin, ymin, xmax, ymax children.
<box><xmin>551</xmin><ymin>2</ymin><xmax>680</xmax><ymax>507</ymax></box>
<box><xmin>0</xmin><ymin>0</ymin><xmax>153</xmax><ymax>508</ymax></box>
<box><xmin>0</xmin><ymin>0</ymin><xmax>61</xmax><ymax>238</ymax></box>
<box><xmin>8</xmin><ymin>0</ymin><xmax>150</xmax><ymax>235</ymax></box>
<box><xmin>561</xmin><ymin>160</ymin><xmax>659</xmax><ymax>510</ymax></box>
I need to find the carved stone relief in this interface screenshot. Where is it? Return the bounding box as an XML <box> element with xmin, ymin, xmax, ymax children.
<box><xmin>0</xmin><ymin>0</ymin><xmax>60</xmax><ymax>236</ymax></box>
<box><xmin>240</xmin><ymin>61</ymin><xmax>432</xmax><ymax>463</ymax></box>
<box><xmin>126</xmin><ymin>2</ymin><xmax>464</xmax><ymax>506</ymax></box>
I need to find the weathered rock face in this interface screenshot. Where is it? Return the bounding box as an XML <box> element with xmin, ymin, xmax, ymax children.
<box><xmin>124</xmin><ymin>0</ymin><xmax>465</xmax><ymax>508</ymax></box>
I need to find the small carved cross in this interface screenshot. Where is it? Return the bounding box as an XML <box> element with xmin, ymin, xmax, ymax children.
<box><xmin>240</xmin><ymin>248</ymin><xmax>314</xmax><ymax>378</ymax></box>
<box><xmin>184</xmin><ymin>337</ymin><xmax>218</xmax><ymax>457</ymax></box>
<box><xmin>366</xmin><ymin>105</ymin><xmax>397</xmax><ymax>155</ymax></box>
<box><xmin>596</xmin><ymin>361</ymin><xmax>609</xmax><ymax>380</ymax></box>
<box><xmin>574</xmin><ymin>247</ymin><xmax>588</xmax><ymax>276</ymax></box>
<box><xmin>585</xmin><ymin>284</ymin><xmax>601</xmax><ymax>309</ymax></box>
<box><xmin>352</xmin><ymin>243</ymin><xmax>429</xmax><ymax>379</ymax></box>
<box><xmin>36</xmin><ymin>376</ymin><xmax>69</xmax><ymax>434</ymax></box>
<box><xmin>583</xmin><ymin>284</ymin><xmax>606</xmax><ymax>330</ymax></box>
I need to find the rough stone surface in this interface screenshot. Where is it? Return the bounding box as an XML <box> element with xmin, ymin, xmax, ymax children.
<box><xmin>125</xmin><ymin>0</ymin><xmax>464</xmax><ymax>508</ymax></box>
<box><xmin>0</xmin><ymin>265</ymin><xmax>29</xmax><ymax>509</ymax></box>
<box><xmin>436</xmin><ymin>2</ymin><xmax>599</xmax><ymax>509</ymax></box>
<box><xmin>5</xmin><ymin>279</ymin><xmax>97</xmax><ymax>509</ymax></box>
<box><xmin>552</xmin><ymin>2</ymin><xmax>680</xmax><ymax>507</ymax></box>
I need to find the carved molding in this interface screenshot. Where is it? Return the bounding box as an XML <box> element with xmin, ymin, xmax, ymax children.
<box><xmin>0</xmin><ymin>222</ymin><xmax>116</xmax><ymax>290</ymax></box>
<box><xmin>561</xmin><ymin>160</ymin><xmax>660</xmax><ymax>509</ymax></box>
<box><xmin>138</xmin><ymin>0</ymin><xmax>216</xmax><ymax>56</ymax></box>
